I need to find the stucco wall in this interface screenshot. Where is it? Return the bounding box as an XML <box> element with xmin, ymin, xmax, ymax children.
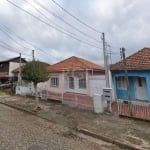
<box><xmin>41</xmin><ymin>72</ymin><xmax>106</xmax><ymax>96</ymax></box>
<box><xmin>40</xmin><ymin>73</ymin><xmax>64</xmax><ymax>94</ymax></box>
<box><xmin>9</xmin><ymin>62</ymin><xmax>25</xmax><ymax>77</ymax></box>
<box><xmin>9</xmin><ymin>62</ymin><xmax>20</xmax><ymax>76</ymax></box>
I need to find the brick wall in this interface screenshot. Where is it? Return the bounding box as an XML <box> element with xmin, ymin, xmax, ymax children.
<box><xmin>111</xmin><ymin>101</ymin><xmax>150</xmax><ymax>120</ymax></box>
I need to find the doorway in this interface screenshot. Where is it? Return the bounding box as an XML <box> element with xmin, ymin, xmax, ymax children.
<box><xmin>134</xmin><ymin>77</ymin><xmax>147</xmax><ymax>100</ymax></box>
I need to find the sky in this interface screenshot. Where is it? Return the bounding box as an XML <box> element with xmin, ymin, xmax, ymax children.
<box><xmin>0</xmin><ymin>0</ymin><xmax>150</xmax><ymax>66</ymax></box>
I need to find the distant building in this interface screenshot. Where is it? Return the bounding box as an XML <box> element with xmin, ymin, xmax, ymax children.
<box><xmin>0</xmin><ymin>56</ymin><xmax>26</xmax><ymax>83</ymax></box>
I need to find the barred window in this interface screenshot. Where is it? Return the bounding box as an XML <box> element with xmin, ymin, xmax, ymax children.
<box><xmin>79</xmin><ymin>78</ymin><xmax>86</xmax><ymax>89</ymax></box>
<box><xmin>117</xmin><ymin>77</ymin><xmax>126</xmax><ymax>89</ymax></box>
<box><xmin>69</xmin><ymin>77</ymin><xmax>74</xmax><ymax>89</ymax></box>
<box><xmin>51</xmin><ymin>77</ymin><xmax>59</xmax><ymax>87</ymax></box>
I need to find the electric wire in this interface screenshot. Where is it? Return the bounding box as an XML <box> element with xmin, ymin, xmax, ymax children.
<box><xmin>0</xmin><ymin>27</ymin><xmax>32</xmax><ymax>51</ymax></box>
<box><xmin>51</xmin><ymin>0</ymin><xmax>102</xmax><ymax>33</ymax></box>
<box><xmin>5</xmin><ymin>0</ymin><xmax>101</xmax><ymax>49</ymax></box>
<box><xmin>23</xmin><ymin>0</ymin><xmax>100</xmax><ymax>46</ymax></box>
<box><xmin>32</xmin><ymin>0</ymin><xmax>101</xmax><ymax>43</ymax></box>
<box><xmin>0</xmin><ymin>23</ymin><xmax>63</xmax><ymax>61</ymax></box>
<box><xmin>0</xmin><ymin>42</ymin><xmax>30</xmax><ymax>57</ymax></box>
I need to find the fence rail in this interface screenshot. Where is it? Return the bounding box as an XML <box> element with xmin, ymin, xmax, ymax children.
<box><xmin>111</xmin><ymin>100</ymin><xmax>150</xmax><ymax>120</ymax></box>
<box><xmin>39</xmin><ymin>90</ymin><xmax>94</xmax><ymax>110</ymax></box>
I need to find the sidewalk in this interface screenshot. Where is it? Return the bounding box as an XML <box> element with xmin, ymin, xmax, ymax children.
<box><xmin>0</xmin><ymin>94</ymin><xmax>150</xmax><ymax>150</ymax></box>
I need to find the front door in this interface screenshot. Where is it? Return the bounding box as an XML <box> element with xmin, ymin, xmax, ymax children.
<box><xmin>134</xmin><ymin>77</ymin><xmax>147</xmax><ymax>100</ymax></box>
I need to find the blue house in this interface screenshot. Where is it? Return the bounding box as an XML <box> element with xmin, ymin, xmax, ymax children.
<box><xmin>111</xmin><ymin>47</ymin><xmax>150</xmax><ymax>103</ymax></box>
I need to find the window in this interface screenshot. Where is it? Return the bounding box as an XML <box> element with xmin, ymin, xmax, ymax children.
<box><xmin>69</xmin><ymin>77</ymin><xmax>74</xmax><ymax>89</ymax></box>
<box><xmin>50</xmin><ymin>77</ymin><xmax>59</xmax><ymax>87</ymax></box>
<box><xmin>117</xmin><ymin>77</ymin><xmax>126</xmax><ymax>89</ymax></box>
<box><xmin>138</xmin><ymin>77</ymin><xmax>142</xmax><ymax>87</ymax></box>
<box><xmin>79</xmin><ymin>78</ymin><xmax>86</xmax><ymax>89</ymax></box>
<box><xmin>0</xmin><ymin>64</ymin><xmax>4</xmax><ymax>68</ymax></box>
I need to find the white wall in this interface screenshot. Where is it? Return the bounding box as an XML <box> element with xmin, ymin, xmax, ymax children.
<box><xmin>9</xmin><ymin>62</ymin><xmax>20</xmax><ymax>76</ymax></box>
<box><xmin>9</xmin><ymin>62</ymin><xmax>25</xmax><ymax>77</ymax></box>
<box><xmin>16</xmin><ymin>83</ymin><xmax>34</xmax><ymax>96</ymax></box>
<box><xmin>89</xmin><ymin>75</ymin><xmax>106</xmax><ymax>96</ymax></box>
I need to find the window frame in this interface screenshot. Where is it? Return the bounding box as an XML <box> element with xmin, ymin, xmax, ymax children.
<box><xmin>79</xmin><ymin>78</ymin><xmax>86</xmax><ymax>89</ymax></box>
<box><xmin>50</xmin><ymin>77</ymin><xmax>59</xmax><ymax>87</ymax></box>
<box><xmin>69</xmin><ymin>77</ymin><xmax>74</xmax><ymax>89</ymax></box>
<box><xmin>117</xmin><ymin>76</ymin><xmax>127</xmax><ymax>90</ymax></box>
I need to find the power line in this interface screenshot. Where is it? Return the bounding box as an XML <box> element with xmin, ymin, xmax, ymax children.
<box><xmin>31</xmin><ymin>0</ymin><xmax>101</xmax><ymax>43</ymax></box>
<box><xmin>6</xmin><ymin>0</ymin><xmax>102</xmax><ymax>49</ymax></box>
<box><xmin>0</xmin><ymin>40</ymin><xmax>48</xmax><ymax>63</ymax></box>
<box><xmin>0</xmin><ymin>27</ymin><xmax>32</xmax><ymax>51</ymax></box>
<box><xmin>0</xmin><ymin>24</ymin><xmax>47</xmax><ymax>55</ymax></box>
<box><xmin>51</xmin><ymin>0</ymin><xmax>102</xmax><ymax>34</ymax></box>
<box><xmin>23</xmin><ymin>0</ymin><xmax>100</xmax><ymax>46</ymax></box>
<box><xmin>0</xmin><ymin>23</ymin><xmax>63</xmax><ymax>62</ymax></box>
<box><xmin>0</xmin><ymin>40</ymin><xmax>20</xmax><ymax>53</ymax></box>
<box><xmin>0</xmin><ymin>42</ymin><xmax>30</xmax><ymax>57</ymax></box>
<box><xmin>0</xmin><ymin>39</ymin><xmax>31</xmax><ymax>56</ymax></box>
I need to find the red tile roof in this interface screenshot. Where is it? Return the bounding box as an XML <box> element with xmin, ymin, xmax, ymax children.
<box><xmin>110</xmin><ymin>47</ymin><xmax>150</xmax><ymax>70</ymax></box>
<box><xmin>12</xmin><ymin>67</ymin><xmax>20</xmax><ymax>73</ymax></box>
<box><xmin>48</xmin><ymin>56</ymin><xmax>104</xmax><ymax>72</ymax></box>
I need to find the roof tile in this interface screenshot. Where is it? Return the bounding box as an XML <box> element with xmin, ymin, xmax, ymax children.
<box><xmin>110</xmin><ymin>47</ymin><xmax>150</xmax><ymax>70</ymax></box>
<box><xmin>48</xmin><ymin>56</ymin><xmax>104</xmax><ymax>72</ymax></box>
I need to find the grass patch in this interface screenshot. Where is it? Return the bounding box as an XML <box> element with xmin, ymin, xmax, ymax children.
<box><xmin>0</xmin><ymin>88</ymin><xmax>11</xmax><ymax>95</ymax></box>
<box><xmin>125</xmin><ymin>135</ymin><xmax>143</xmax><ymax>145</ymax></box>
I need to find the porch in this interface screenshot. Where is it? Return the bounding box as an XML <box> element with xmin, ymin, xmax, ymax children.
<box><xmin>113</xmin><ymin>70</ymin><xmax>150</xmax><ymax>102</ymax></box>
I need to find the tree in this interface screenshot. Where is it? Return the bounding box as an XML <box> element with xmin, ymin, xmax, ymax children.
<box><xmin>21</xmin><ymin>60</ymin><xmax>49</xmax><ymax>109</ymax></box>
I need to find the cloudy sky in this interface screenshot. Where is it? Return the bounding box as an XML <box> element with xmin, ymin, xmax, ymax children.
<box><xmin>0</xmin><ymin>0</ymin><xmax>150</xmax><ymax>65</ymax></box>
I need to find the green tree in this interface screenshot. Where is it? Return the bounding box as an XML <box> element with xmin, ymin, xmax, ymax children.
<box><xmin>22</xmin><ymin>60</ymin><xmax>49</xmax><ymax>109</ymax></box>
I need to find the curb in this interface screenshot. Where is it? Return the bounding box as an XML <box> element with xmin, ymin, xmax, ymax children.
<box><xmin>0</xmin><ymin>101</ymin><xmax>56</xmax><ymax>124</ymax></box>
<box><xmin>77</xmin><ymin>128</ymin><xmax>142</xmax><ymax>150</ymax></box>
<box><xmin>0</xmin><ymin>101</ymin><xmax>143</xmax><ymax>150</ymax></box>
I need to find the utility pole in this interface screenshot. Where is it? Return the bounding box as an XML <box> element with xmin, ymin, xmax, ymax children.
<box><xmin>19</xmin><ymin>53</ymin><xmax>22</xmax><ymax>75</ymax></box>
<box><xmin>120</xmin><ymin>48</ymin><xmax>131</xmax><ymax>101</ymax></box>
<box><xmin>32</xmin><ymin>50</ymin><xmax>35</xmax><ymax>60</ymax></box>
<box><xmin>102</xmin><ymin>32</ymin><xmax>109</xmax><ymax>87</ymax></box>
<box><xmin>18</xmin><ymin>53</ymin><xmax>22</xmax><ymax>85</ymax></box>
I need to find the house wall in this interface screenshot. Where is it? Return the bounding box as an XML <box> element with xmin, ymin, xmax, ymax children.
<box><xmin>9</xmin><ymin>62</ymin><xmax>21</xmax><ymax>76</ymax></box>
<box><xmin>0</xmin><ymin>57</ymin><xmax>26</xmax><ymax>74</ymax></box>
<box><xmin>112</xmin><ymin>70</ymin><xmax>150</xmax><ymax>102</ymax></box>
<box><xmin>0</xmin><ymin>62</ymin><xmax>9</xmax><ymax>73</ymax></box>
<box><xmin>64</xmin><ymin>71</ymin><xmax>89</xmax><ymax>94</ymax></box>
<box><xmin>47</xmin><ymin>72</ymin><xmax>89</xmax><ymax>95</ymax></box>
<box><xmin>41</xmin><ymin>71</ymin><xmax>106</xmax><ymax>96</ymax></box>
<box><xmin>44</xmin><ymin>73</ymin><xmax>64</xmax><ymax>94</ymax></box>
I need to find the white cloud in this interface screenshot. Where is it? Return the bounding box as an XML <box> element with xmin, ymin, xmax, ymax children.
<box><xmin>0</xmin><ymin>0</ymin><xmax>150</xmax><ymax>65</ymax></box>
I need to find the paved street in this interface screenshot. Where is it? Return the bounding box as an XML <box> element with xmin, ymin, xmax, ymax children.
<box><xmin>0</xmin><ymin>104</ymin><xmax>121</xmax><ymax>150</ymax></box>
